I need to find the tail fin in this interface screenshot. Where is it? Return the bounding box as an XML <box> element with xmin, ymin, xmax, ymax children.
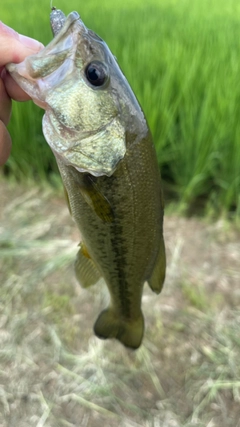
<box><xmin>94</xmin><ymin>308</ymin><xmax>144</xmax><ymax>349</ymax></box>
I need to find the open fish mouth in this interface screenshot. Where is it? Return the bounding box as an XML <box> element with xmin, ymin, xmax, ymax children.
<box><xmin>6</xmin><ymin>12</ymin><xmax>80</xmax><ymax>107</ymax></box>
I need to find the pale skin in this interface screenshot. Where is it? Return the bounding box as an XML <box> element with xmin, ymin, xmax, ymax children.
<box><xmin>0</xmin><ymin>22</ymin><xmax>43</xmax><ymax>166</ymax></box>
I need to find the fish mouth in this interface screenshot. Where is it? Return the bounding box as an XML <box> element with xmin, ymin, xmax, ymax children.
<box><xmin>6</xmin><ymin>11</ymin><xmax>85</xmax><ymax>105</ymax></box>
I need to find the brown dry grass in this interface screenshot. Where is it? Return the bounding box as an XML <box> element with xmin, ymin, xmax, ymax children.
<box><xmin>0</xmin><ymin>178</ymin><xmax>240</xmax><ymax>427</ymax></box>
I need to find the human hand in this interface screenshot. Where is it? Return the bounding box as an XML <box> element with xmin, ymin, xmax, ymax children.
<box><xmin>0</xmin><ymin>22</ymin><xmax>44</xmax><ymax>166</ymax></box>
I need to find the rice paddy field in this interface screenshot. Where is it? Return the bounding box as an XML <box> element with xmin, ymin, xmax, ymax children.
<box><xmin>1</xmin><ymin>0</ymin><xmax>240</xmax><ymax>426</ymax></box>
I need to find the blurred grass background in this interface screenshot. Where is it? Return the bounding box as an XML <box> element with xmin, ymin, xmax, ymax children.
<box><xmin>1</xmin><ymin>0</ymin><xmax>240</xmax><ymax>219</ymax></box>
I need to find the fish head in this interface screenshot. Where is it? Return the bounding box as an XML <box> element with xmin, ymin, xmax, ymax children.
<box><xmin>7</xmin><ymin>11</ymin><xmax>146</xmax><ymax>176</ymax></box>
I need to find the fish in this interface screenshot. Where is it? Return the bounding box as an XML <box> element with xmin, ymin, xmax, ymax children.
<box><xmin>7</xmin><ymin>9</ymin><xmax>166</xmax><ymax>349</ymax></box>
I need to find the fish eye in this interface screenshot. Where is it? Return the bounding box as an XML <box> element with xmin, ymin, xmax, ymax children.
<box><xmin>85</xmin><ymin>61</ymin><xmax>108</xmax><ymax>87</ymax></box>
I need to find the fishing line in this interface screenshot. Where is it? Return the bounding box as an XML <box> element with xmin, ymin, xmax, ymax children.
<box><xmin>50</xmin><ymin>0</ymin><xmax>55</xmax><ymax>10</ymax></box>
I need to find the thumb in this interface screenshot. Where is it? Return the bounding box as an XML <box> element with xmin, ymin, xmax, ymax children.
<box><xmin>0</xmin><ymin>22</ymin><xmax>44</xmax><ymax>67</ymax></box>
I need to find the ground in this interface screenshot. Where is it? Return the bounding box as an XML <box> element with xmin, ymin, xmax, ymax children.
<box><xmin>0</xmin><ymin>179</ymin><xmax>240</xmax><ymax>427</ymax></box>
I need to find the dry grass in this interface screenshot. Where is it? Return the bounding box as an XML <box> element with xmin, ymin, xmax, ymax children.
<box><xmin>0</xmin><ymin>178</ymin><xmax>240</xmax><ymax>427</ymax></box>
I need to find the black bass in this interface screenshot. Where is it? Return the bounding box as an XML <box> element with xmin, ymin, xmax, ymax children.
<box><xmin>7</xmin><ymin>9</ymin><xmax>166</xmax><ymax>349</ymax></box>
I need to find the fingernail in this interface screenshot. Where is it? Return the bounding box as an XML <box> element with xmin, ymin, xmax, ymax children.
<box><xmin>18</xmin><ymin>34</ymin><xmax>44</xmax><ymax>51</ymax></box>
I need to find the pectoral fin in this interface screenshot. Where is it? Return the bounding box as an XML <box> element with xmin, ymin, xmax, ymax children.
<box><xmin>79</xmin><ymin>175</ymin><xmax>114</xmax><ymax>223</ymax></box>
<box><xmin>148</xmin><ymin>236</ymin><xmax>166</xmax><ymax>294</ymax></box>
<box><xmin>63</xmin><ymin>185</ymin><xmax>72</xmax><ymax>215</ymax></box>
<box><xmin>75</xmin><ymin>242</ymin><xmax>102</xmax><ymax>288</ymax></box>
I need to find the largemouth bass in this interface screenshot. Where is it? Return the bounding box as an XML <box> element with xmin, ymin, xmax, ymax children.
<box><xmin>7</xmin><ymin>9</ymin><xmax>166</xmax><ymax>349</ymax></box>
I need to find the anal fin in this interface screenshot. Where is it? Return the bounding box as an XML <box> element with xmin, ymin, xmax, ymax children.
<box><xmin>148</xmin><ymin>236</ymin><xmax>166</xmax><ymax>294</ymax></box>
<box><xmin>75</xmin><ymin>242</ymin><xmax>102</xmax><ymax>288</ymax></box>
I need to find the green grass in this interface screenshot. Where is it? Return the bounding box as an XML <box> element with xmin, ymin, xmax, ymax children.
<box><xmin>1</xmin><ymin>0</ymin><xmax>240</xmax><ymax>218</ymax></box>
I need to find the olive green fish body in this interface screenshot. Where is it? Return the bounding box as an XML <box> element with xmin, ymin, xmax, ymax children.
<box><xmin>57</xmin><ymin>128</ymin><xmax>164</xmax><ymax>348</ymax></box>
<box><xmin>7</xmin><ymin>10</ymin><xmax>166</xmax><ymax>349</ymax></box>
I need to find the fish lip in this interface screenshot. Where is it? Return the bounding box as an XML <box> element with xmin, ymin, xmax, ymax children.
<box><xmin>49</xmin><ymin>11</ymin><xmax>89</xmax><ymax>48</ymax></box>
<box><xmin>49</xmin><ymin>11</ymin><xmax>80</xmax><ymax>44</ymax></box>
<box><xmin>6</xmin><ymin>62</ymin><xmax>48</xmax><ymax>109</ymax></box>
<box><xmin>6</xmin><ymin>13</ymin><xmax>82</xmax><ymax>107</ymax></box>
<box><xmin>6</xmin><ymin>11</ymin><xmax>88</xmax><ymax>99</ymax></box>
<box><xmin>50</xmin><ymin>9</ymin><xmax>88</xmax><ymax>38</ymax></box>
